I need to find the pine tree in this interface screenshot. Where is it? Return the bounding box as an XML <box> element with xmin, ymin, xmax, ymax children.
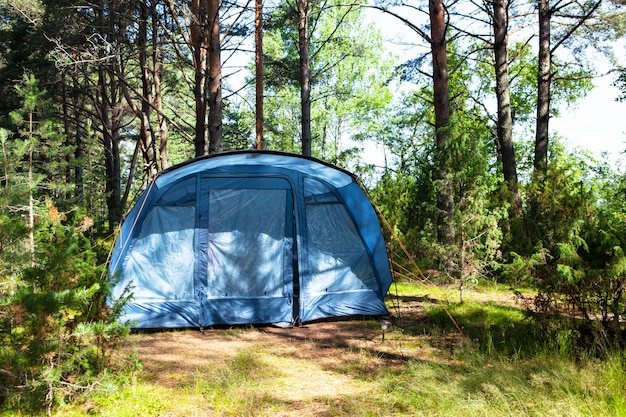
<box><xmin>0</xmin><ymin>75</ymin><xmax>130</xmax><ymax>412</ymax></box>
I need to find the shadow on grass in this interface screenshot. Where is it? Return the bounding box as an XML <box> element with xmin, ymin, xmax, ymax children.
<box><xmin>261</xmin><ymin>319</ymin><xmax>414</xmax><ymax>365</ymax></box>
<box><xmin>397</xmin><ymin>301</ymin><xmax>552</xmax><ymax>358</ymax></box>
<box><xmin>390</xmin><ymin>294</ymin><xmax>442</xmax><ymax>304</ymax></box>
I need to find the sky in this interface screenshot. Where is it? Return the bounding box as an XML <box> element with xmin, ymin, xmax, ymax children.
<box><xmin>551</xmin><ymin>76</ymin><xmax>625</xmax><ymax>164</ymax></box>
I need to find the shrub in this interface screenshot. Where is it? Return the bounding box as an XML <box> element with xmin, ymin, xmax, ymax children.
<box><xmin>505</xmin><ymin>151</ymin><xmax>626</xmax><ymax>353</ymax></box>
<box><xmin>0</xmin><ymin>203</ymin><xmax>130</xmax><ymax>413</ymax></box>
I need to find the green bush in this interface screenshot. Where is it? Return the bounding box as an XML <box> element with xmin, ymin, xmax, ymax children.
<box><xmin>504</xmin><ymin>150</ymin><xmax>626</xmax><ymax>353</ymax></box>
<box><xmin>0</xmin><ymin>204</ymin><xmax>130</xmax><ymax>413</ymax></box>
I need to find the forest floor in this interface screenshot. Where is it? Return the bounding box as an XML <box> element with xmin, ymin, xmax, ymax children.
<box><xmin>114</xmin><ymin>286</ymin><xmax>523</xmax><ymax>416</ymax></box>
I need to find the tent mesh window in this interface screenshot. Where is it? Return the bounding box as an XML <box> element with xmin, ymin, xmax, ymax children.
<box><xmin>303</xmin><ymin>177</ymin><xmax>379</xmax><ymax>295</ymax></box>
<box><xmin>123</xmin><ymin>176</ymin><xmax>197</xmax><ymax>301</ymax></box>
<box><xmin>206</xmin><ymin>188</ymin><xmax>288</xmax><ymax>298</ymax></box>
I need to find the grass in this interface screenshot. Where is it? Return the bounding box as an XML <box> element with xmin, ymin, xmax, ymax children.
<box><xmin>3</xmin><ymin>282</ymin><xmax>626</xmax><ymax>416</ymax></box>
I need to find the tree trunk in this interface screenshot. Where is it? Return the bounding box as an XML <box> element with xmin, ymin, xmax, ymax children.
<box><xmin>534</xmin><ymin>0</ymin><xmax>602</xmax><ymax>181</ymax></box>
<box><xmin>72</xmin><ymin>73</ymin><xmax>86</xmax><ymax>199</ymax></box>
<box><xmin>208</xmin><ymin>0</ymin><xmax>223</xmax><ymax>154</ymax></box>
<box><xmin>255</xmin><ymin>0</ymin><xmax>264</xmax><ymax>150</ymax></box>
<box><xmin>493</xmin><ymin>0</ymin><xmax>522</xmax><ymax>215</ymax></box>
<box><xmin>100</xmin><ymin>72</ymin><xmax>122</xmax><ymax>231</ymax></box>
<box><xmin>28</xmin><ymin>111</ymin><xmax>34</xmax><ymax>267</ymax></box>
<box><xmin>97</xmin><ymin>0</ymin><xmax>122</xmax><ymax>231</ymax></box>
<box><xmin>534</xmin><ymin>0</ymin><xmax>551</xmax><ymax>180</ymax></box>
<box><xmin>297</xmin><ymin>0</ymin><xmax>312</xmax><ymax>157</ymax></box>
<box><xmin>138</xmin><ymin>1</ymin><xmax>157</xmax><ymax>184</ymax></box>
<box><xmin>152</xmin><ymin>2</ymin><xmax>169</xmax><ymax>170</ymax></box>
<box><xmin>191</xmin><ymin>0</ymin><xmax>210</xmax><ymax>156</ymax></box>
<box><xmin>429</xmin><ymin>0</ymin><xmax>454</xmax><ymax>246</ymax></box>
<box><xmin>60</xmin><ymin>73</ymin><xmax>72</xmax><ymax>199</ymax></box>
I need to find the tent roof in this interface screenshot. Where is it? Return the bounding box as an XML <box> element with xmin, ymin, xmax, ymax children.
<box><xmin>153</xmin><ymin>150</ymin><xmax>357</xmax><ymax>190</ymax></box>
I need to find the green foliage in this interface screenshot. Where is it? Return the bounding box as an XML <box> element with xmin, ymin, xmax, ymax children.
<box><xmin>0</xmin><ymin>75</ymin><xmax>131</xmax><ymax>413</ymax></box>
<box><xmin>222</xmin><ymin>97</ymin><xmax>254</xmax><ymax>151</ymax></box>
<box><xmin>437</xmin><ymin>107</ymin><xmax>506</xmax><ymax>298</ymax></box>
<box><xmin>0</xmin><ymin>201</ymin><xmax>130</xmax><ymax>413</ymax></box>
<box><xmin>0</xmin><ymin>1</ymin><xmax>50</xmax><ymax>126</ymax></box>
<box><xmin>5</xmin><ymin>74</ymin><xmax>73</xmax><ymax>201</ymax></box>
<box><xmin>501</xmin><ymin>146</ymin><xmax>626</xmax><ymax>350</ymax></box>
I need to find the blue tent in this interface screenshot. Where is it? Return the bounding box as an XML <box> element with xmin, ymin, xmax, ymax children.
<box><xmin>109</xmin><ymin>151</ymin><xmax>392</xmax><ymax>328</ymax></box>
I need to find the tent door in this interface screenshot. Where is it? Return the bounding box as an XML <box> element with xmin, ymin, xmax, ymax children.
<box><xmin>197</xmin><ymin>176</ymin><xmax>296</xmax><ymax>326</ymax></box>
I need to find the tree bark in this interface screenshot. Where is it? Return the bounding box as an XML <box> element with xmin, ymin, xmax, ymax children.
<box><xmin>297</xmin><ymin>0</ymin><xmax>312</xmax><ymax>157</ymax></box>
<box><xmin>99</xmin><ymin>67</ymin><xmax>122</xmax><ymax>231</ymax></box>
<box><xmin>151</xmin><ymin>2</ymin><xmax>169</xmax><ymax>170</ymax></box>
<box><xmin>97</xmin><ymin>0</ymin><xmax>122</xmax><ymax>231</ymax></box>
<box><xmin>208</xmin><ymin>0</ymin><xmax>223</xmax><ymax>154</ymax></box>
<box><xmin>429</xmin><ymin>0</ymin><xmax>454</xmax><ymax>246</ymax></box>
<box><xmin>493</xmin><ymin>0</ymin><xmax>522</xmax><ymax>215</ymax></box>
<box><xmin>534</xmin><ymin>0</ymin><xmax>551</xmax><ymax>180</ymax></box>
<box><xmin>191</xmin><ymin>0</ymin><xmax>210</xmax><ymax>156</ymax></box>
<box><xmin>534</xmin><ymin>0</ymin><xmax>602</xmax><ymax>181</ymax></box>
<box><xmin>255</xmin><ymin>0</ymin><xmax>264</xmax><ymax>150</ymax></box>
<box><xmin>138</xmin><ymin>1</ymin><xmax>157</xmax><ymax>184</ymax></box>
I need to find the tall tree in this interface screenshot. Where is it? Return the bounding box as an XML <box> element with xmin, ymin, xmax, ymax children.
<box><xmin>534</xmin><ymin>0</ymin><xmax>602</xmax><ymax>180</ymax></box>
<box><xmin>420</xmin><ymin>0</ymin><xmax>529</xmax><ymax>218</ymax></box>
<box><xmin>120</xmin><ymin>0</ymin><xmax>157</xmax><ymax>186</ymax></box>
<box><xmin>190</xmin><ymin>0</ymin><xmax>211</xmax><ymax>156</ymax></box>
<box><xmin>9</xmin><ymin>75</ymin><xmax>60</xmax><ymax>265</ymax></box>
<box><xmin>262</xmin><ymin>0</ymin><xmax>394</xmax><ymax>162</ymax></box>
<box><xmin>429</xmin><ymin>0</ymin><xmax>454</xmax><ymax>246</ymax></box>
<box><xmin>492</xmin><ymin>0</ymin><xmax>521</xmax><ymax>215</ymax></box>
<box><xmin>35</xmin><ymin>0</ymin><xmax>115</xmax><ymax>220</ymax></box>
<box><xmin>190</xmin><ymin>0</ymin><xmax>223</xmax><ymax>155</ymax></box>
<box><xmin>208</xmin><ymin>0</ymin><xmax>223</xmax><ymax>153</ymax></box>
<box><xmin>366</xmin><ymin>0</ymin><xmax>455</xmax><ymax>244</ymax></box>
<box><xmin>95</xmin><ymin>0</ymin><xmax>125</xmax><ymax>230</ymax></box>
<box><xmin>255</xmin><ymin>0</ymin><xmax>264</xmax><ymax>149</ymax></box>
<box><xmin>151</xmin><ymin>1</ymin><xmax>170</xmax><ymax>170</ymax></box>
<box><xmin>534</xmin><ymin>0</ymin><xmax>551</xmax><ymax>181</ymax></box>
<box><xmin>297</xmin><ymin>0</ymin><xmax>312</xmax><ymax>156</ymax></box>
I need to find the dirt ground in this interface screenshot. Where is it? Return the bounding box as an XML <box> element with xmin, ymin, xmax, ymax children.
<box><xmin>120</xmin><ymin>288</ymin><xmax>520</xmax><ymax>411</ymax></box>
<box><xmin>124</xmin><ymin>319</ymin><xmax>410</xmax><ymax>389</ymax></box>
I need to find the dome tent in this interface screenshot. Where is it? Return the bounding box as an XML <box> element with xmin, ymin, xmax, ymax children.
<box><xmin>109</xmin><ymin>150</ymin><xmax>392</xmax><ymax>328</ymax></box>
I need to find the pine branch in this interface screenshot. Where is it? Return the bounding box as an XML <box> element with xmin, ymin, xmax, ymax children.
<box><xmin>0</xmin><ymin>368</ymin><xmax>19</xmax><ymax>378</ymax></box>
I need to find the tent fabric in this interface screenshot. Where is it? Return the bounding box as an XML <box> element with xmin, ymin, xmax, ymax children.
<box><xmin>109</xmin><ymin>150</ymin><xmax>392</xmax><ymax>328</ymax></box>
